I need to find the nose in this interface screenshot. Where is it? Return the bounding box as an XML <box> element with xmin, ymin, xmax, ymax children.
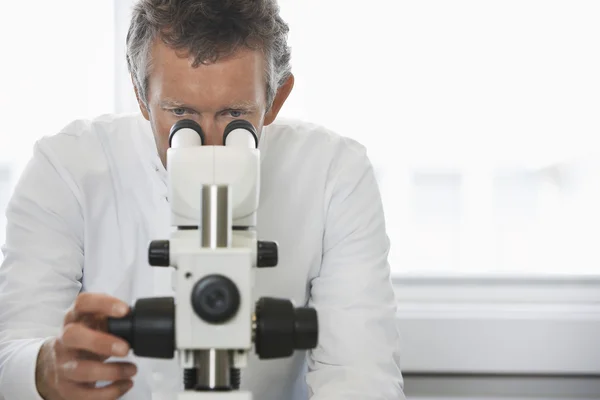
<box><xmin>200</xmin><ymin>120</ymin><xmax>224</xmax><ymax>146</ymax></box>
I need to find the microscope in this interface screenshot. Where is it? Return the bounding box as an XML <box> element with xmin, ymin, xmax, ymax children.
<box><xmin>107</xmin><ymin>119</ymin><xmax>319</xmax><ymax>399</ymax></box>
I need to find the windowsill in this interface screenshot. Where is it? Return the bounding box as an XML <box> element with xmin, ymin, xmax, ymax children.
<box><xmin>393</xmin><ymin>276</ymin><xmax>600</xmax><ymax>375</ymax></box>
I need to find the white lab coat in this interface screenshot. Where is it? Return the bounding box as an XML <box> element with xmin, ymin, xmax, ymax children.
<box><xmin>0</xmin><ymin>113</ymin><xmax>404</xmax><ymax>399</ymax></box>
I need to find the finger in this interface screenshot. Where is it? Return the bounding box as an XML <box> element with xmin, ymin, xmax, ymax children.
<box><xmin>80</xmin><ymin>313</ymin><xmax>109</xmax><ymax>331</ymax></box>
<box><xmin>68</xmin><ymin>379</ymin><xmax>134</xmax><ymax>400</ymax></box>
<box><xmin>54</xmin><ymin>348</ymin><xmax>109</xmax><ymax>387</ymax></box>
<box><xmin>72</xmin><ymin>293</ymin><xmax>130</xmax><ymax>320</ymax></box>
<box><xmin>61</xmin><ymin>323</ymin><xmax>130</xmax><ymax>358</ymax></box>
<box><xmin>78</xmin><ymin>349</ymin><xmax>109</xmax><ymax>362</ymax></box>
<box><xmin>78</xmin><ymin>347</ymin><xmax>109</xmax><ymax>361</ymax></box>
<box><xmin>64</xmin><ymin>311</ymin><xmax>109</xmax><ymax>332</ymax></box>
<box><xmin>60</xmin><ymin>360</ymin><xmax>137</xmax><ymax>383</ymax></box>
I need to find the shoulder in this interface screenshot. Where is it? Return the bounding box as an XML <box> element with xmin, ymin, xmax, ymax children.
<box><xmin>35</xmin><ymin>113</ymin><xmax>153</xmax><ymax>180</ymax></box>
<box><xmin>30</xmin><ymin>113</ymin><xmax>156</xmax><ymax>206</ymax></box>
<box><xmin>37</xmin><ymin>113</ymin><xmax>150</xmax><ymax>158</ymax></box>
<box><xmin>263</xmin><ymin>118</ymin><xmax>368</xmax><ymax>170</ymax></box>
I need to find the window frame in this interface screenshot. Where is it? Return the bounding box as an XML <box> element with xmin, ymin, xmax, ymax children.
<box><xmin>394</xmin><ymin>276</ymin><xmax>600</xmax><ymax>374</ymax></box>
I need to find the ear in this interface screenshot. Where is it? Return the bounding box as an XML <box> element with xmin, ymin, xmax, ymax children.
<box><xmin>132</xmin><ymin>75</ymin><xmax>150</xmax><ymax>121</ymax></box>
<box><xmin>264</xmin><ymin>74</ymin><xmax>294</xmax><ymax>126</ymax></box>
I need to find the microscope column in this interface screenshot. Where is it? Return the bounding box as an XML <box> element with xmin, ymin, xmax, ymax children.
<box><xmin>185</xmin><ymin>184</ymin><xmax>238</xmax><ymax>391</ymax></box>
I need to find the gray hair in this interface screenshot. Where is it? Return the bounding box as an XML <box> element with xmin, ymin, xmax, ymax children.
<box><xmin>126</xmin><ymin>0</ymin><xmax>292</xmax><ymax>109</ymax></box>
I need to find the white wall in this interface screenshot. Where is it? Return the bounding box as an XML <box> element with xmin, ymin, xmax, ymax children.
<box><xmin>0</xmin><ymin>0</ymin><xmax>116</xmax><ymax>242</ymax></box>
<box><xmin>114</xmin><ymin>0</ymin><xmax>140</xmax><ymax>113</ymax></box>
<box><xmin>0</xmin><ymin>0</ymin><xmax>115</xmax><ymax>179</ymax></box>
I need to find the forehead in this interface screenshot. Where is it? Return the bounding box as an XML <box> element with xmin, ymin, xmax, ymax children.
<box><xmin>147</xmin><ymin>40</ymin><xmax>267</xmax><ymax>106</ymax></box>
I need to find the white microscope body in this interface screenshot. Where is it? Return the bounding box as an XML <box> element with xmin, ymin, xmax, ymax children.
<box><xmin>108</xmin><ymin>119</ymin><xmax>318</xmax><ymax>400</ymax></box>
<box><xmin>169</xmin><ymin>119</ymin><xmax>260</xmax><ymax>400</ymax></box>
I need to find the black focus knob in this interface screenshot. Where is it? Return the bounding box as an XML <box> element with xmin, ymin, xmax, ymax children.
<box><xmin>107</xmin><ymin>297</ymin><xmax>175</xmax><ymax>359</ymax></box>
<box><xmin>149</xmin><ymin>240</ymin><xmax>170</xmax><ymax>267</ymax></box>
<box><xmin>254</xmin><ymin>298</ymin><xmax>319</xmax><ymax>360</ymax></box>
<box><xmin>257</xmin><ymin>241</ymin><xmax>278</xmax><ymax>268</ymax></box>
<box><xmin>192</xmin><ymin>275</ymin><xmax>240</xmax><ymax>324</ymax></box>
<box><xmin>293</xmin><ymin>307</ymin><xmax>319</xmax><ymax>350</ymax></box>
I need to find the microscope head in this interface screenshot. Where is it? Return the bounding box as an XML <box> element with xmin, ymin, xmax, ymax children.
<box><xmin>167</xmin><ymin>119</ymin><xmax>260</xmax><ymax>230</ymax></box>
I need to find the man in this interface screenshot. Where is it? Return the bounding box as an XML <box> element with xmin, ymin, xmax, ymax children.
<box><xmin>0</xmin><ymin>0</ymin><xmax>404</xmax><ymax>399</ymax></box>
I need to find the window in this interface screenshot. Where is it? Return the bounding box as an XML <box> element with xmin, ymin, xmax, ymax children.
<box><xmin>0</xmin><ymin>0</ymin><xmax>116</xmax><ymax>243</ymax></box>
<box><xmin>275</xmin><ymin>0</ymin><xmax>600</xmax><ymax>277</ymax></box>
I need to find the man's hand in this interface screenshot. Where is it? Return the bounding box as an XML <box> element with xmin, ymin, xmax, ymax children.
<box><xmin>35</xmin><ymin>293</ymin><xmax>138</xmax><ymax>400</ymax></box>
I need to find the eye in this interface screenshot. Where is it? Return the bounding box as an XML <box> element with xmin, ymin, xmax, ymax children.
<box><xmin>228</xmin><ymin>110</ymin><xmax>244</xmax><ymax>118</ymax></box>
<box><xmin>172</xmin><ymin>108</ymin><xmax>188</xmax><ymax>117</ymax></box>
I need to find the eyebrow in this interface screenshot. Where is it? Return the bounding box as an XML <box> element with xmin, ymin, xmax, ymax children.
<box><xmin>160</xmin><ymin>98</ymin><xmax>193</xmax><ymax>109</ymax></box>
<box><xmin>160</xmin><ymin>98</ymin><xmax>259</xmax><ymax>111</ymax></box>
<box><xmin>160</xmin><ymin>98</ymin><xmax>186</xmax><ymax>107</ymax></box>
<box><xmin>225</xmin><ymin>100</ymin><xmax>259</xmax><ymax>110</ymax></box>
